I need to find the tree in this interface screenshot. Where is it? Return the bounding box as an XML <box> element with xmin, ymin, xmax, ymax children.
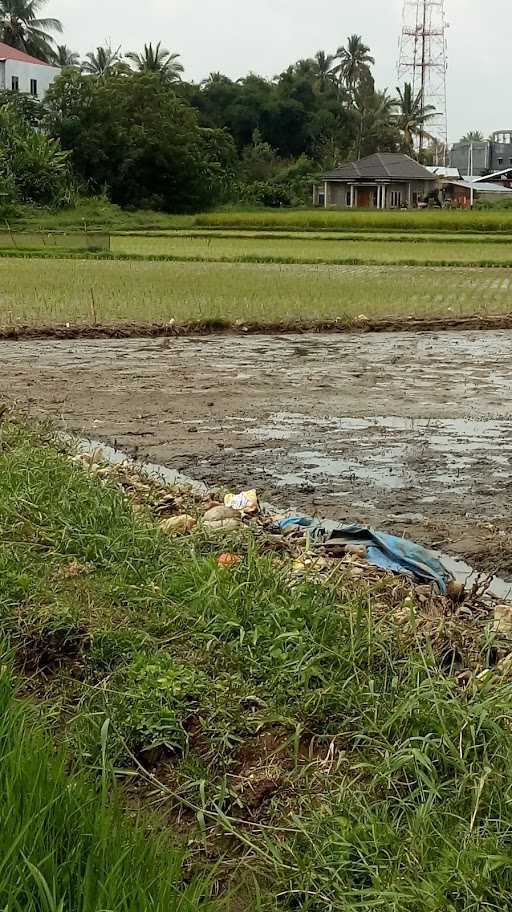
<box><xmin>52</xmin><ymin>44</ymin><xmax>79</xmax><ymax>67</ymax></box>
<box><xmin>125</xmin><ymin>42</ymin><xmax>184</xmax><ymax>82</ymax></box>
<box><xmin>395</xmin><ymin>82</ymin><xmax>437</xmax><ymax>154</ymax></box>
<box><xmin>460</xmin><ymin>130</ymin><xmax>484</xmax><ymax>143</ymax></box>
<box><xmin>336</xmin><ymin>35</ymin><xmax>375</xmax><ymax>95</ymax></box>
<box><xmin>81</xmin><ymin>45</ymin><xmax>123</xmax><ymax>77</ymax></box>
<box><xmin>45</xmin><ymin>70</ymin><xmax>236</xmax><ymax>211</ymax></box>
<box><xmin>353</xmin><ymin>81</ymin><xmax>398</xmax><ymax>158</ymax></box>
<box><xmin>0</xmin><ymin>0</ymin><xmax>62</xmax><ymax>61</ymax></box>
<box><xmin>313</xmin><ymin>51</ymin><xmax>338</xmax><ymax>92</ymax></box>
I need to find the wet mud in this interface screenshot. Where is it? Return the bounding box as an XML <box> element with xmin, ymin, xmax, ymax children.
<box><xmin>2</xmin><ymin>331</ymin><xmax>512</xmax><ymax>577</ymax></box>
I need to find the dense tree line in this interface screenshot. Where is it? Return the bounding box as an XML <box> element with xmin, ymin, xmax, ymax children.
<box><xmin>0</xmin><ymin>0</ymin><xmax>442</xmax><ymax>212</ymax></box>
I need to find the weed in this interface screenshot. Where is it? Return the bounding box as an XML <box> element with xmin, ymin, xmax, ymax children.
<box><xmin>2</xmin><ymin>420</ymin><xmax>512</xmax><ymax>909</ymax></box>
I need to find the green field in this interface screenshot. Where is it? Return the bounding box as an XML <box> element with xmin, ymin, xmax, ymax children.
<box><xmin>195</xmin><ymin>207</ymin><xmax>512</xmax><ymax>234</ymax></box>
<box><xmin>1</xmin><ymin>257</ymin><xmax>511</xmax><ymax>325</ymax></box>
<box><xmin>2</xmin><ymin>420</ymin><xmax>512</xmax><ymax>910</ymax></box>
<box><xmin>112</xmin><ymin>233</ymin><xmax>512</xmax><ymax>266</ymax></box>
<box><xmin>10</xmin><ymin>200</ymin><xmax>512</xmax><ymax>235</ymax></box>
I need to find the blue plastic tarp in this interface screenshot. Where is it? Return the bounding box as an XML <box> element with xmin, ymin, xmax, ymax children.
<box><xmin>273</xmin><ymin>515</ymin><xmax>452</xmax><ymax>593</ymax></box>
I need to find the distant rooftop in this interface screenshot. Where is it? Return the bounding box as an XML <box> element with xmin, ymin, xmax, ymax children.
<box><xmin>0</xmin><ymin>41</ymin><xmax>57</xmax><ymax>67</ymax></box>
<box><xmin>324</xmin><ymin>153</ymin><xmax>435</xmax><ymax>182</ymax></box>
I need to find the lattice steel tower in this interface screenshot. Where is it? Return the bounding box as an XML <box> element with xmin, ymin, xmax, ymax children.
<box><xmin>398</xmin><ymin>0</ymin><xmax>448</xmax><ymax>161</ymax></box>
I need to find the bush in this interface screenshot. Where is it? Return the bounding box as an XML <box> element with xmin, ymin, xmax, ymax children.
<box><xmin>0</xmin><ymin>104</ymin><xmax>72</xmax><ymax>207</ymax></box>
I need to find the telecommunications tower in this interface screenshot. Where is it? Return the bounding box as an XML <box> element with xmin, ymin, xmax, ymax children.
<box><xmin>398</xmin><ymin>0</ymin><xmax>448</xmax><ymax>162</ymax></box>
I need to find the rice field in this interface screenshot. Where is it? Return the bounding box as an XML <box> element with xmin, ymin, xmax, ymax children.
<box><xmin>195</xmin><ymin>208</ymin><xmax>512</xmax><ymax>233</ymax></box>
<box><xmin>1</xmin><ymin>256</ymin><xmax>512</xmax><ymax>325</ymax></box>
<box><xmin>112</xmin><ymin>233</ymin><xmax>512</xmax><ymax>266</ymax></box>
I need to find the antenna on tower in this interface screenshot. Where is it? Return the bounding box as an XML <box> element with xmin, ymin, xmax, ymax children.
<box><xmin>398</xmin><ymin>0</ymin><xmax>448</xmax><ymax>164</ymax></box>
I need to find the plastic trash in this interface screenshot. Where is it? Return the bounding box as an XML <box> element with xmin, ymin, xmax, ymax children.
<box><xmin>224</xmin><ymin>490</ymin><xmax>259</xmax><ymax>514</ymax></box>
<box><xmin>273</xmin><ymin>514</ymin><xmax>452</xmax><ymax>593</ymax></box>
<box><xmin>159</xmin><ymin>514</ymin><xmax>196</xmax><ymax>535</ymax></box>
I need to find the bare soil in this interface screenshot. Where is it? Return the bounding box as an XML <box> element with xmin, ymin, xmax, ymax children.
<box><xmin>2</xmin><ymin>331</ymin><xmax>512</xmax><ymax>577</ymax></box>
<box><xmin>2</xmin><ymin>313</ymin><xmax>512</xmax><ymax>339</ymax></box>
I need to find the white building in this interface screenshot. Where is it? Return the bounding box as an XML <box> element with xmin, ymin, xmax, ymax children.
<box><xmin>0</xmin><ymin>41</ymin><xmax>60</xmax><ymax>98</ymax></box>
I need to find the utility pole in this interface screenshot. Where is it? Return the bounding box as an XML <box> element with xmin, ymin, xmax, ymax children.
<box><xmin>398</xmin><ymin>0</ymin><xmax>449</xmax><ymax>164</ymax></box>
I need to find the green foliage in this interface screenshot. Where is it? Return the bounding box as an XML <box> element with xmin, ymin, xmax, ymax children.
<box><xmin>0</xmin><ymin>0</ymin><xmax>62</xmax><ymax>62</ymax></box>
<box><xmin>3</xmin><ymin>421</ymin><xmax>512</xmax><ymax>908</ymax></box>
<box><xmin>0</xmin><ymin>88</ymin><xmax>45</xmax><ymax>126</ymax></box>
<box><xmin>46</xmin><ymin>71</ymin><xmax>237</xmax><ymax>212</ymax></box>
<box><xmin>0</xmin><ymin>102</ymin><xmax>71</xmax><ymax>206</ymax></box>
<box><xmin>97</xmin><ymin>652</ymin><xmax>209</xmax><ymax>759</ymax></box>
<box><xmin>0</xmin><ymin>659</ymin><xmax>218</xmax><ymax>910</ymax></box>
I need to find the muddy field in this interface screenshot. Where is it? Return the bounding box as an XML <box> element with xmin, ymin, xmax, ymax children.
<box><xmin>2</xmin><ymin>331</ymin><xmax>512</xmax><ymax>577</ymax></box>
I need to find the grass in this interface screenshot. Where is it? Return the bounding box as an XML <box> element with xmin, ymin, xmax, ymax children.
<box><xmin>196</xmin><ymin>208</ymin><xmax>512</xmax><ymax>234</ymax></box>
<box><xmin>11</xmin><ymin>198</ymin><xmax>196</xmax><ymax>232</ymax></box>
<box><xmin>10</xmin><ymin>200</ymin><xmax>512</xmax><ymax>235</ymax></box>
<box><xmin>0</xmin><ymin>660</ymin><xmax>218</xmax><ymax>910</ymax></box>
<box><xmin>1</xmin><ymin>256</ymin><xmax>512</xmax><ymax>326</ymax></box>
<box><xmin>2</xmin><ymin>419</ymin><xmax>512</xmax><ymax>910</ymax></box>
<box><xmin>111</xmin><ymin>233</ymin><xmax>512</xmax><ymax>266</ymax></box>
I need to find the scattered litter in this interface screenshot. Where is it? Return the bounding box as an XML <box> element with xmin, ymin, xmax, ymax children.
<box><xmin>217</xmin><ymin>553</ymin><xmax>242</xmax><ymax>569</ymax></box>
<box><xmin>224</xmin><ymin>489</ymin><xmax>259</xmax><ymax>514</ymax></box>
<box><xmin>204</xmin><ymin>518</ymin><xmax>241</xmax><ymax>532</ymax></box>
<box><xmin>274</xmin><ymin>515</ymin><xmax>452</xmax><ymax>593</ymax></box>
<box><xmin>159</xmin><ymin>514</ymin><xmax>197</xmax><ymax>535</ymax></box>
<box><xmin>203</xmin><ymin>505</ymin><xmax>240</xmax><ymax>524</ymax></box>
<box><xmin>493</xmin><ymin>604</ymin><xmax>512</xmax><ymax>638</ymax></box>
<box><xmin>68</xmin><ymin>442</ymin><xmax>512</xmax><ymax>681</ymax></box>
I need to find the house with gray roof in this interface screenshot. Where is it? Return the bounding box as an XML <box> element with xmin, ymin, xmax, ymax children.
<box><xmin>313</xmin><ymin>152</ymin><xmax>437</xmax><ymax>209</ymax></box>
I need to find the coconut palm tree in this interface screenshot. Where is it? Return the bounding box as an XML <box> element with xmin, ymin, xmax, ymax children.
<box><xmin>336</xmin><ymin>35</ymin><xmax>375</xmax><ymax>95</ymax></box>
<box><xmin>81</xmin><ymin>45</ymin><xmax>123</xmax><ymax>77</ymax></box>
<box><xmin>52</xmin><ymin>44</ymin><xmax>79</xmax><ymax>67</ymax></box>
<box><xmin>395</xmin><ymin>83</ymin><xmax>437</xmax><ymax>154</ymax></box>
<box><xmin>353</xmin><ymin>84</ymin><xmax>397</xmax><ymax>158</ymax></box>
<box><xmin>0</xmin><ymin>0</ymin><xmax>62</xmax><ymax>62</ymax></box>
<box><xmin>313</xmin><ymin>50</ymin><xmax>338</xmax><ymax>93</ymax></box>
<box><xmin>460</xmin><ymin>130</ymin><xmax>484</xmax><ymax>143</ymax></box>
<box><xmin>125</xmin><ymin>42</ymin><xmax>183</xmax><ymax>82</ymax></box>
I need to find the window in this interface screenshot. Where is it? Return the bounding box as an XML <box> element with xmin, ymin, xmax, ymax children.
<box><xmin>498</xmin><ymin>157</ymin><xmax>504</xmax><ymax>166</ymax></box>
<box><xmin>11</xmin><ymin>75</ymin><xmax>19</xmax><ymax>92</ymax></box>
<box><xmin>30</xmin><ymin>78</ymin><xmax>38</xmax><ymax>97</ymax></box>
<box><xmin>318</xmin><ymin>191</ymin><xmax>325</xmax><ymax>207</ymax></box>
<box><xmin>390</xmin><ymin>190</ymin><xmax>402</xmax><ymax>208</ymax></box>
<box><xmin>346</xmin><ymin>191</ymin><xmax>351</xmax><ymax>207</ymax></box>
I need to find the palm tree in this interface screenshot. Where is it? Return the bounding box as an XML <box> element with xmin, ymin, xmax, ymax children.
<box><xmin>336</xmin><ymin>35</ymin><xmax>375</xmax><ymax>95</ymax></box>
<box><xmin>125</xmin><ymin>42</ymin><xmax>183</xmax><ymax>82</ymax></box>
<box><xmin>313</xmin><ymin>50</ymin><xmax>338</xmax><ymax>93</ymax></box>
<box><xmin>52</xmin><ymin>44</ymin><xmax>79</xmax><ymax>67</ymax></box>
<box><xmin>353</xmin><ymin>85</ymin><xmax>397</xmax><ymax>158</ymax></box>
<box><xmin>460</xmin><ymin>130</ymin><xmax>484</xmax><ymax>143</ymax></box>
<box><xmin>395</xmin><ymin>83</ymin><xmax>437</xmax><ymax>154</ymax></box>
<box><xmin>81</xmin><ymin>45</ymin><xmax>122</xmax><ymax>77</ymax></box>
<box><xmin>0</xmin><ymin>0</ymin><xmax>62</xmax><ymax>62</ymax></box>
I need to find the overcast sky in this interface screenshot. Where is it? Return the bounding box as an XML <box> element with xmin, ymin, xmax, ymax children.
<box><xmin>55</xmin><ymin>0</ymin><xmax>510</xmax><ymax>143</ymax></box>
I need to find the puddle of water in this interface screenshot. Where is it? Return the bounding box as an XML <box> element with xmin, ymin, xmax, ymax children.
<box><xmin>272</xmin><ymin>449</ymin><xmax>409</xmax><ymax>490</ymax></box>
<box><xmin>436</xmin><ymin>552</ymin><xmax>512</xmax><ymax>602</ymax></box>
<box><xmin>74</xmin><ymin>437</ymin><xmax>209</xmax><ymax>496</ymax></box>
<box><xmin>247</xmin><ymin>413</ymin><xmax>512</xmax><ymax>494</ymax></box>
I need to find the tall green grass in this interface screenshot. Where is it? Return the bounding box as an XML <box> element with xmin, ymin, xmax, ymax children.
<box><xmin>1</xmin><ymin>257</ymin><xmax>512</xmax><ymax>326</ymax></box>
<box><xmin>2</xmin><ymin>420</ymin><xmax>512</xmax><ymax>909</ymax></box>
<box><xmin>0</xmin><ymin>663</ymin><xmax>217</xmax><ymax>911</ymax></box>
<box><xmin>196</xmin><ymin>208</ymin><xmax>512</xmax><ymax>234</ymax></box>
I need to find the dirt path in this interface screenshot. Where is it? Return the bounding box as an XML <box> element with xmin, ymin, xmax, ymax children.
<box><xmin>2</xmin><ymin>331</ymin><xmax>512</xmax><ymax>576</ymax></box>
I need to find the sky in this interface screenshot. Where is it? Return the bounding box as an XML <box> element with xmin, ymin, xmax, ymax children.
<box><xmin>55</xmin><ymin>0</ymin><xmax>511</xmax><ymax>144</ymax></box>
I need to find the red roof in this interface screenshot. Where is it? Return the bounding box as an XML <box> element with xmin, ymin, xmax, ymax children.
<box><xmin>0</xmin><ymin>41</ymin><xmax>57</xmax><ymax>66</ymax></box>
